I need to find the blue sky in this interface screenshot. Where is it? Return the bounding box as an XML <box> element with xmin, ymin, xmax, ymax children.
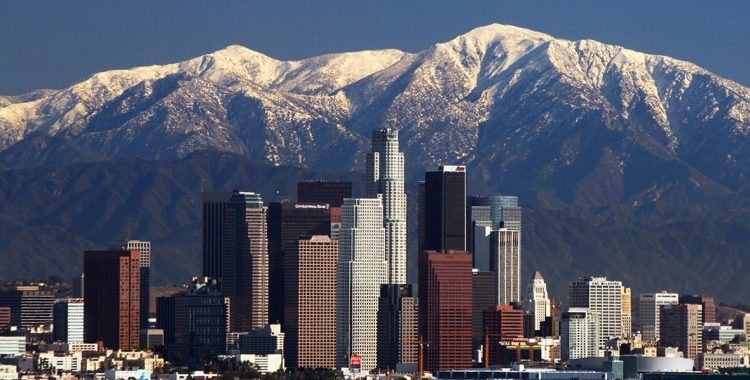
<box><xmin>1</xmin><ymin>1</ymin><xmax>748</xmax><ymax>95</ymax></box>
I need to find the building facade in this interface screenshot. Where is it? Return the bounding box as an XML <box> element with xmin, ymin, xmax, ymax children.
<box><xmin>421</xmin><ymin>250</ymin><xmax>473</xmax><ymax>372</ymax></box>
<box><xmin>622</xmin><ymin>287</ymin><xmax>632</xmax><ymax>338</ymax></box>
<box><xmin>376</xmin><ymin>284</ymin><xmax>418</xmax><ymax>371</ymax></box>
<box><xmin>83</xmin><ymin>249</ymin><xmax>141</xmax><ymax>350</ymax></box>
<box><xmin>659</xmin><ymin>303</ymin><xmax>703</xmax><ymax>360</ymax></box>
<box><xmin>202</xmin><ymin>192</ymin><xmax>232</xmax><ymax>279</ymax></box>
<box><xmin>222</xmin><ymin>191</ymin><xmax>268</xmax><ymax>332</ymax></box>
<box><xmin>170</xmin><ymin>278</ymin><xmax>228</xmax><ymax>364</ymax></box>
<box><xmin>560</xmin><ymin>308</ymin><xmax>600</xmax><ymax>361</ymax></box>
<box><xmin>111</xmin><ymin>239</ymin><xmax>151</xmax><ymax>330</ymax></box>
<box><xmin>336</xmin><ymin>197</ymin><xmax>387</xmax><ymax>371</ymax></box>
<box><xmin>472</xmin><ymin>270</ymin><xmax>498</xmax><ymax>352</ymax></box>
<box><xmin>569</xmin><ymin>277</ymin><xmax>623</xmax><ymax>347</ymax></box>
<box><xmin>640</xmin><ymin>292</ymin><xmax>679</xmax><ymax>343</ymax></box>
<box><xmin>0</xmin><ymin>286</ymin><xmax>54</xmax><ymax>328</ymax></box>
<box><xmin>526</xmin><ymin>271</ymin><xmax>551</xmax><ymax>333</ymax></box>
<box><xmin>366</xmin><ymin>128</ymin><xmax>407</xmax><ymax>285</ymax></box>
<box><xmin>423</xmin><ymin>166</ymin><xmax>467</xmax><ymax>252</ymax></box>
<box><xmin>268</xmin><ymin>201</ymin><xmax>331</xmax><ymax>325</ymax></box>
<box><xmin>296</xmin><ymin>181</ymin><xmax>352</xmax><ymax>208</ymax></box>
<box><xmin>491</xmin><ymin>229</ymin><xmax>521</xmax><ymax>305</ymax></box>
<box><xmin>483</xmin><ymin>304</ymin><xmax>525</xmax><ymax>366</ymax></box>
<box><xmin>53</xmin><ymin>298</ymin><xmax>84</xmax><ymax>343</ymax></box>
<box><xmin>284</xmin><ymin>235</ymin><xmax>338</xmax><ymax>369</ymax></box>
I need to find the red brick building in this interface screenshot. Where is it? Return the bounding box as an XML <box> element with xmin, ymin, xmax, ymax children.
<box><xmin>83</xmin><ymin>250</ymin><xmax>140</xmax><ymax>350</ymax></box>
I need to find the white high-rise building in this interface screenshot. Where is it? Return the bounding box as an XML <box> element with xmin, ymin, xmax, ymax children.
<box><xmin>492</xmin><ymin>229</ymin><xmax>521</xmax><ymax>305</ymax></box>
<box><xmin>336</xmin><ymin>197</ymin><xmax>387</xmax><ymax>371</ymax></box>
<box><xmin>366</xmin><ymin>128</ymin><xmax>407</xmax><ymax>284</ymax></box>
<box><xmin>569</xmin><ymin>277</ymin><xmax>623</xmax><ymax>347</ymax></box>
<box><xmin>525</xmin><ymin>271</ymin><xmax>551</xmax><ymax>331</ymax></box>
<box><xmin>639</xmin><ymin>291</ymin><xmax>679</xmax><ymax>343</ymax></box>
<box><xmin>560</xmin><ymin>308</ymin><xmax>600</xmax><ymax>361</ymax></box>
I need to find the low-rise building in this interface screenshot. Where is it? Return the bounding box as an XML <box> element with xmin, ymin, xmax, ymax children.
<box><xmin>236</xmin><ymin>354</ymin><xmax>284</xmax><ymax>375</ymax></box>
<box><xmin>0</xmin><ymin>337</ymin><xmax>26</xmax><ymax>356</ymax></box>
<box><xmin>104</xmin><ymin>369</ymin><xmax>151</xmax><ymax>380</ymax></box>
<box><xmin>0</xmin><ymin>365</ymin><xmax>18</xmax><ymax>380</ymax></box>
<box><xmin>696</xmin><ymin>352</ymin><xmax>749</xmax><ymax>370</ymax></box>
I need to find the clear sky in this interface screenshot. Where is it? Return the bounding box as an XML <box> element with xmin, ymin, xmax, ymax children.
<box><xmin>1</xmin><ymin>1</ymin><xmax>748</xmax><ymax>95</ymax></box>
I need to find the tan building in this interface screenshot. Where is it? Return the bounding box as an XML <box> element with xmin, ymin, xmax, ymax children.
<box><xmin>622</xmin><ymin>287</ymin><xmax>632</xmax><ymax>337</ymax></box>
<box><xmin>659</xmin><ymin>303</ymin><xmax>703</xmax><ymax>359</ymax></box>
<box><xmin>284</xmin><ymin>235</ymin><xmax>338</xmax><ymax>369</ymax></box>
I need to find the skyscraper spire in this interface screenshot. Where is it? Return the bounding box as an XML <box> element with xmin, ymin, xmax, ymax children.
<box><xmin>366</xmin><ymin>128</ymin><xmax>407</xmax><ymax>284</ymax></box>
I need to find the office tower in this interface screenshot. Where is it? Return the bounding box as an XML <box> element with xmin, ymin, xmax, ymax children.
<box><xmin>640</xmin><ymin>292</ymin><xmax>679</xmax><ymax>343</ymax></box>
<box><xmin>622</xmin><ymin>287</ymin><xmax>632</xmax><ymax>337</ymax></box>
<box><xmin>423</xmin><ymin>166</ymin><xmax>467</xmax><ymax>252</ymax></box>
<box><xmin>468</xmin><ymin>207</ymin><xmax>492</xmax><ymax>271</ymax></box>
<box><xmin>111</xmin><ymin>239</ymin><xmax>151</xmax><ymax>331</ymax></box>
<box><xmin>53</xmin><ymin>299</ymin><xmax>84</xmax><ymax>343</ymax></box>
<box><xmin>483</xmin><ymin>304</ymin><xmax>525</xmax><ymax>365</ymax></box>
<box><xmin>0</xmin><ymin>307</ymin><xmax>9</xmax><ymax>333</ymax></box>
<box><xmin>72</xmin><ymin>274</ymin><xmax>84</xmax><ymax>299</ymax></box>
<box><xmin>336</xmin><ymin>197</ymin><xmax>387</xmax><ymax>371</ymax></box>
<box><xmin>366</xmin><ymin>128</ymin><xmax>407</xmax><ymax>285</ymax></box>
<box><xmin>169</xmin><ymin>278</ymin><xmax>229</xmax><ymax>363</ymax></box>
<box><xmin>491</xmin><ymin>229</ymin><xmax>521</xmax><ymax>305</ymax></box>
<box><xmin>297</xmin><ymin>181</ymin><xmax>352</xmax><ymax>207</ymax></box>
<box><xmin>569</xmin><ymin>277</ymin><xmax>623</xmax><ymax>347</ymax></box>
<box><xmin>420</xmin><ymin>250</ymin><xmax>473</xmax><ymax>372</ymax></box>
<box><xmin>83</xmin><ymin>249</ymin><xmax>140</xmax><ymax>350</ymax></box>
<box><xmin>222</xmin><ymin>191</ymin><xmax>268</xmax><ymax>332</ymax></box>
<box><xmin>679</xmin><ymin>295</ymin><xmax>716</xmax><ymax>325</ymax></box>
<box><xmin>472</xmin><ymin>270</ymin><xmax>498</xmax><ymax>351</ymax></box>
<box><xmin>525</xmin><ymin>271</ymin><xmax>551</xmax><ymax>332</ymax></box>
<box><xmin>560</xmin><ymin>308</ymin><xmax>600</xmax><ymax>361</ymax></box>
<box><xmin>418</xmin><ymin>181</ymin><xmax>425</xmax><ymax>256</ymax></box>
<box><xmin>202</xmin><ymin>192</ymin><xmax>232</xmax><ymax>278</ymax></box>
<box><xmin>468</xmin><ymin>195</ymin><xmax>520</xmax><ymax>230</ymax></box>
<box><xmin>659</xmin><ymin>303</ymin><xmax>703</xmax><ymax>359</ymax></box>
<box><xmin>0</xmin><ymin>286</ymin><xmax>54</xmax><ymax>328</ymax></box>
<box><xmin>268</xmin><ymin>201</ymin><xmax>331</xmax><ymax>325</ymax></box>
<box><xmin>156</xmin><ymin>297</ymin><xmax>176</xmax><ymax>346</ymax></box>
<box><xmin>377</xmin><ymin>284</ymin><xmax>418</xmax><ymax>371</ymax></box>
<box><xmin>285</xmin><ymin>235</ymin><xmax>338</xmax><ymax>369</ymax></box>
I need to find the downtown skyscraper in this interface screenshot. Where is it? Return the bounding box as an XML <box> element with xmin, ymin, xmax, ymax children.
<box><xmin>366</xmin><ymin>128</ymin><xmax>407</xmax><ymax>284</ymax></box>
<box><xmin>336</xmin><ymin>197</ymin><xmax>386</xmax><ymax>371</ymax></box>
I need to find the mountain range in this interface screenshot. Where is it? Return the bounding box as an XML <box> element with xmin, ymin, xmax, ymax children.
<box><xmin>1</xmin><ymin>24</ymin><xmax>749</xmax><ymax>304</ymax></box>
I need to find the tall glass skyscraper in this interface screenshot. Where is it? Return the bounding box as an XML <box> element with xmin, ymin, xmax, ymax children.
<box><xmin>366</xmin><ymin>128</ymin><xmax>407</xmax><ymax>284</ymax></box>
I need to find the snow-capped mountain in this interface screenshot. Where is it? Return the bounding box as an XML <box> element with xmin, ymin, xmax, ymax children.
<box><xmin>2</xmin><ymin>24</ymin><xmax>750</xmax><ymax>213</ymax></box>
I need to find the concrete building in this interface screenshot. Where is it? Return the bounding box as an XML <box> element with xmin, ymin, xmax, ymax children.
<box><xmin>640</xmin><ymin>292</ymin><xmax>679</xmax><ymax>344</ymax></box>
<box><xmin>0</xmin><ymin>286</ymin><xmax>54</xmax><ymax>328</ymax></box>
<box><xmin>0</xmin><ymin>364</ymin><xmax>18</xmax><ymax>380</ymax></box>
<box><xmin>236</xmin><ymin>354</ymin><xmax>284</xmax><ymax>375</ymax></box>
<box><xmin>336</xmin><ymin>197</ymin><xmax>387</xmax><ymax>371</ymax></box>
<box><xmin>284</xmin><ymin>235</ymin><xmax>338</xmax><ymax>369</ymax></box>
<box><xmin>560</xmin><ymin>308</ymin><xmax>600</xmax><ymax>361</ymax></box>
<box><xmin>491</xmin><ymin>229</ymin><xmax>521</xmax><ymax>305</ymax></box>
<box><xmin>525</xmin><ymin>271</ymin><xmax>551</xmax><ymax>332</ymax></box>
<box><xmin>696</xmin><ymin>352</ymin><xmax>749</xmax><ymax>370</ymax></box>
<box><xmin>420</xmin><ymin>250</ymin><xmax>473</xmax><ymax>372</ymax></box>
<box><xmin>703</xmin><ymin>324</ymin><xmax>745</xmax><ymax>345</ymax></box>
<box><xmin>376</xmin><ymin>284</ymin><xmax>418</xmax><ymax>372</ymax></box>
<box><xmin>660</xmin><ymin>303</ymin><xmax>703</xmax><ymax>360</ymax></box>
<box><xmin>0</xmin><ymin>336</ymin><xmax>25</xmax><ymax>356</ymax></box>
<box><xmin>222</xmin><ymin>191</ymin><xmax>268</xmax><ymax>332</ymax></box>
<box><xmin>84</xmin><ymin>249</ymin><xmax>140</xmax><ymax>350</ymax></box>
<box><xmin>52</xmin><ymin>298</ymin><xmax>84</xmax><ymax>343</ymax></box>
<box><xmin>680</xmin><ymin>295</ymin><xmax>716</xmax><ymax>325</ymax></box>
<box><xmin>622</xmin><ymin>287</ymin><xmax>632</xmax><ymax>338</ymax></box>
<box><xmin>268</xmin><ymin>200</ymin><xmax>331</xmax><ymax>325</ymax></box>
<box><xmin>366</xmin><ymin>128</ymin><xmax>408</xmax><ymax>285</ymax></box>
<box><xmin>569</xmin><ymin>277</ymin><xmax>623</xmax><ymax>346</ymax></box>
<box><xmin>111</xmin><ymin>239</ymin><xmax>151</xmax><ymax>331</ymax></box>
